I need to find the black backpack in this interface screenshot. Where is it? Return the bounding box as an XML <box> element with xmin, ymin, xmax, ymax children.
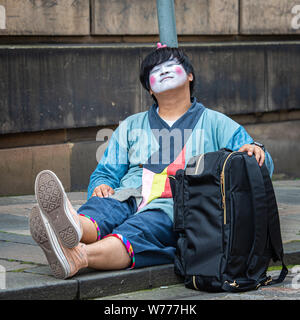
<box><xmin>169</xmin><ymin>149</ymin><xmax>288</xmax><ymax>293</ymax></box>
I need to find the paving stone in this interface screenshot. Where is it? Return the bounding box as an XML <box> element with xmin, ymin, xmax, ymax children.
<box><xmin>0</xmin><ymin>258</ymin><xmax>38</xmax><ymax>272</ymax></box>
<box><xmin>0</xmin><ymin>195</ymin><xmax>36</xmax><ymax>206</ymax></box>
<box><xmin>0</xmin><ymin>241</ymin><xmax>47</xmax><ymax>265</ymax></box>
<box><xmin>0</xmin><ymin>213</ymin><xmax>29</xmax><ymax>235</ymax></box>
<box><xmin>0</xmin><ymin>231</ymin><xmax>35</xmax><ymax>245</ymax></box>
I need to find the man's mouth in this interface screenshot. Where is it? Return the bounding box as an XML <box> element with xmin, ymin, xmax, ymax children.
<box><xmin>160</xmin><ymin>76</ymin><xmax>173</xmax><ymax>82</ymax></box>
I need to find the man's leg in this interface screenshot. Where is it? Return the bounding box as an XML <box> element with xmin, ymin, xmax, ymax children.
<box><xmin>82</xmin><ymin>208</ymin><xmax>177</xmax><ymax>272</ymax></box>
<box><xmin>76</xmin><ymin>195</ymin><xmax>137</xmax><ymax>244</ymax></box>
<box><xmin>31</xmin><ymin>170</ymin><xmax>138</xmax><ymax>278</ymax></box>
<box><xmin>86</xmin><ymin>236</ymin><xmax>131</xmax><ymax>270</ymax></box>
<box><xmin>34</xmin><ymin>170</ymin><xmax>137</xmax><ymax>248</ymax></box>
<box><xmin>29</xmin><ymin>206</ymin><xmax>132</xmax><ymax>279</ymax></box>
<box><xmin>30</xmin><ymin>205</ymin><xmax>176</xmax><ymax>278</ymax></box>
<box><xmin>79</xmin><ymin>216</ymin><xmax>98</xmax><ymax>244</ymax></box>
<box><xmin>102</xmin><ymin>209</ymin><xmax>177</xmax><ymax>270</ymax></box>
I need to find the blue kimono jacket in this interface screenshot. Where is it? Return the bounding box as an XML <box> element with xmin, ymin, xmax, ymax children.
<box><xmin>88</xmin><ymin>98</ymin><xmax>274</xmax><ymax>222</ymax></box>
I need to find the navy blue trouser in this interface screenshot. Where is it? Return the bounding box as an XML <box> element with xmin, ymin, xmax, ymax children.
<box><xmin>77</xmin><ymin>196</ymin><xmax>177</xmax><ymax>269</ymax></box>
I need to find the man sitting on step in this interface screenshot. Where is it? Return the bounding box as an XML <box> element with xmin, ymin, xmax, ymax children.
<box><xmin>29</xmin><ymin>44</ymin><xmax>272</xmax><ymax>279</ymax></box>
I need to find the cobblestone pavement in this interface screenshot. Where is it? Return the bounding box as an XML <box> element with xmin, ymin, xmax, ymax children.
<box><xmin>0</xmin><ymin>180</ymin><xmax>300</xmax><ymax>299</ymax></box>
<box><xmin>97</xmin><ymin>269</ymin><xmax>300</xmax><ymax>300</ymax></box>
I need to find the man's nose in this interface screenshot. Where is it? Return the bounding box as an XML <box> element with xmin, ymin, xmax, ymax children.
<box><xmin>160</xmin><ymin>66</ymin><xmax>169</xmax><ymax>75</ymax></box>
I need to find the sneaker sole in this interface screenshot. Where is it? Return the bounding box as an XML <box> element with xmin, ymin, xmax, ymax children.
<box><xmin>35</xmin><ymin>170</ymin><xmax>81</xmax><ymax>248</ymax></box>
<box><xmin>29</xmin><ymin>206</ymin><xmax>70</xmax><ymax>279</ymax></box>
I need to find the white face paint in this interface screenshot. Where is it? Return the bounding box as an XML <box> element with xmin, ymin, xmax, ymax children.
<box><xmin>149</xmin><ymin>58</ymin><xmax>188</xmax><ymax>94</ymax></box>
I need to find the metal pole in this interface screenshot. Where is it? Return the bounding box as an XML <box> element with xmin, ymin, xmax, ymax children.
<box><xmin>156</xmin><ymin>0</ymin><xmax>178</xmax><ymax>48</ymax></box>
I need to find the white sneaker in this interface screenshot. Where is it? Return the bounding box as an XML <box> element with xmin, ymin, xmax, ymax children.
<box><xmin>35</xmin><ymin>170</ymin><xmax>82</xmax><ymax>248</ymax></box>
<box><xmin>29</xmin><ymin>206</ymin><xmax>88</xmax><ymax>279</ymax></box>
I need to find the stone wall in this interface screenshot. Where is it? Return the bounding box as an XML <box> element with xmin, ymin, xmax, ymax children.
<box><xmin>0</xmin><ymin>0</ymin><xmax>299</xmax><ymax>36</ymax></box>
<box><xmin>1</xmin><ymin>43</ymin><xmax>300</xmax><ymax>135</ymax></box>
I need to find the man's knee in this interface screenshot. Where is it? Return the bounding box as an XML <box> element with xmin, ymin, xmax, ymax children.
<box><xmin>101</xmin><ymin>235</ymin><xmax>132</xmax><ymax>267</ymax></box>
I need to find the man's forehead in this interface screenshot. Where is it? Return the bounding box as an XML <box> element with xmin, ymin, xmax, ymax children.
<box><xmin>150</xmin><ymin>57</ymin><xmax>180</xmax><ymax>71</ymax></box>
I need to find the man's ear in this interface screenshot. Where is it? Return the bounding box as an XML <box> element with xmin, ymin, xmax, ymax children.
<box><xmin>188</xmin><ymin>73</ymin><xmax>194</xmax><ymax>82</ymax></box>
<box><xmin>149</xmin><ymin>89</ymin><xmax>157</xmax><ymax>102</ymax></box>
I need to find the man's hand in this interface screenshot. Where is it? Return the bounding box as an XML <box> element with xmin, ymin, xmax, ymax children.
<box><xmin>238</xmin><ymin>144</ymin><xmax>265</xmax><ymax>167</ymax></box>
<box><xmin>92</xmin><ymin>184</ymin><xmax>115</xmax><ymax>198</ymax></box>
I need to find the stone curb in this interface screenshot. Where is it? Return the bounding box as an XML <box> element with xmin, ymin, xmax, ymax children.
<box><xmin>1</xmin><ymin>248</ymin><xmax>300</xmax><ymax>300</ymax></box>
<box><xmin>0</xmin><ymin>264</ymin><xmax>182</xmax><ymax>300</ymax></box>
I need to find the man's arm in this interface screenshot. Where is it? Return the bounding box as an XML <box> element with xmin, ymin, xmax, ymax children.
<box><xmin>87</xmin><ymin>124</ymin><xmax>129</xmax><ymax>199</ymax></box>
<box><xmin>224</xmin><ymin>125</ymin><xmax>274</xmax><ymax>176</ymax></box>
<box><xmin>209</xmin><ymin>110</ymin><xmax>274</xmax><ymax>176</ymax></box>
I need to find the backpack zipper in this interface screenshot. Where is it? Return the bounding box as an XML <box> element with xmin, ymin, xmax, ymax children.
<box><xmin>220</xmin><ymin>152</ymin><xmax>237</xmax><ymax>224</ymax></box>
<box><xmin>193</xmin><ymin>275</ymin><xmax>199</xmax><ymax>290</ymax></box>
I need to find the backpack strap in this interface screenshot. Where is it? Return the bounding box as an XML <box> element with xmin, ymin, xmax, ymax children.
<box><xmin>259</xmin><ymin>163</ymin><xmax>288</xmax><ymax>285</ymax></box>
<box><xmin>259</xmin><ymin>164</ymin><xmax>284</xmax><ymax>260</ymax></box>
<box><xmin>243</xmin><ymin>154</ymin><xmax>268</xmax><ymax>267</ymax></box>
<box><xmin>170</xmin><ymin>170</ymin><xmax>185</xmax><ymax>232</ymax></box>
<box><xmin>222</xmin><ymin>278</ymin><xmax>263</xmax><ymax>293</ymax></box>
<box><xmin>243</xmin><ymin>154</ymin><xmax>288</xmax><ymax>285</ymax></box>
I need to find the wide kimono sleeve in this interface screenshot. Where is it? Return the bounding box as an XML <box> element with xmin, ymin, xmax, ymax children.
<box><xmin>213</xmin><ymin>111</ymin><xmax>274</xmax><ymax>177</ymax></box>
<box><xmin>87</xmin><ymin>122</ymin><xmax>129</xmax><ymax>199</ymax></box>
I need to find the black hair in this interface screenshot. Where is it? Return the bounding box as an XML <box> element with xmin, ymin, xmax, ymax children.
<box><xmin>139</xmin><ymin>47</ymin><xmax>195</xmax><ymax>103</ymax></box>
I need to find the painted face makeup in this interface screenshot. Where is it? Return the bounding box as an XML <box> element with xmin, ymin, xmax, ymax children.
<box><xmin>149</xmin><ymin>58</ymin><xmax>188</xmax><ymax>94</ymax></box>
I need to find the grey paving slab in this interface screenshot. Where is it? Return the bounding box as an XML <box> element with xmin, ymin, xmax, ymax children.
<box><xmin>0</xmin><ymin>193</ymin><xmax>86</xmax><ymax>217</ymax></box>
<box><xmin>97</xmin><ymin>283</ymin><xmax>202</xmax><ymax>301</ymax></box>
<box><xmin>275</xmin><ymin>188</ymin><xmax>300</xmax><ymax>205</ymax></box>
<box><xmin>283</xmin><ymin>241</ymin><xmax>300</xmax><ymax>252</ymax></box>
<box><xmin>0</xmin><ymin>213</ymin><xmax>29</xmax><ymax>235</ymax></box>
<box><xmin>0</xmin><ymin>240</ymin><xmax>47</xmax><ymax>265</ymax></box>
<box><xmin>0</xmin><ymin>192</ymin><xmax>87</xmax><ymax>206</ymax></box>
<box><xmin>0</xmin><ymin>195</ymin><xmax>36</xmax><ymax>206</ymax></box>
<box><xmin>273</xmin><ymin>180</ymin><xmax>300</xmax><ymax>188</ymax></box>
<box><xmin>0</xmin><ymin>231</ymin><xmax>35</xmax><ymax>245</ymax></box>
<box><xmin>0</xmin><ymin>259</ymin><xmax>38</xmax><ymax>272</ymax></box>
